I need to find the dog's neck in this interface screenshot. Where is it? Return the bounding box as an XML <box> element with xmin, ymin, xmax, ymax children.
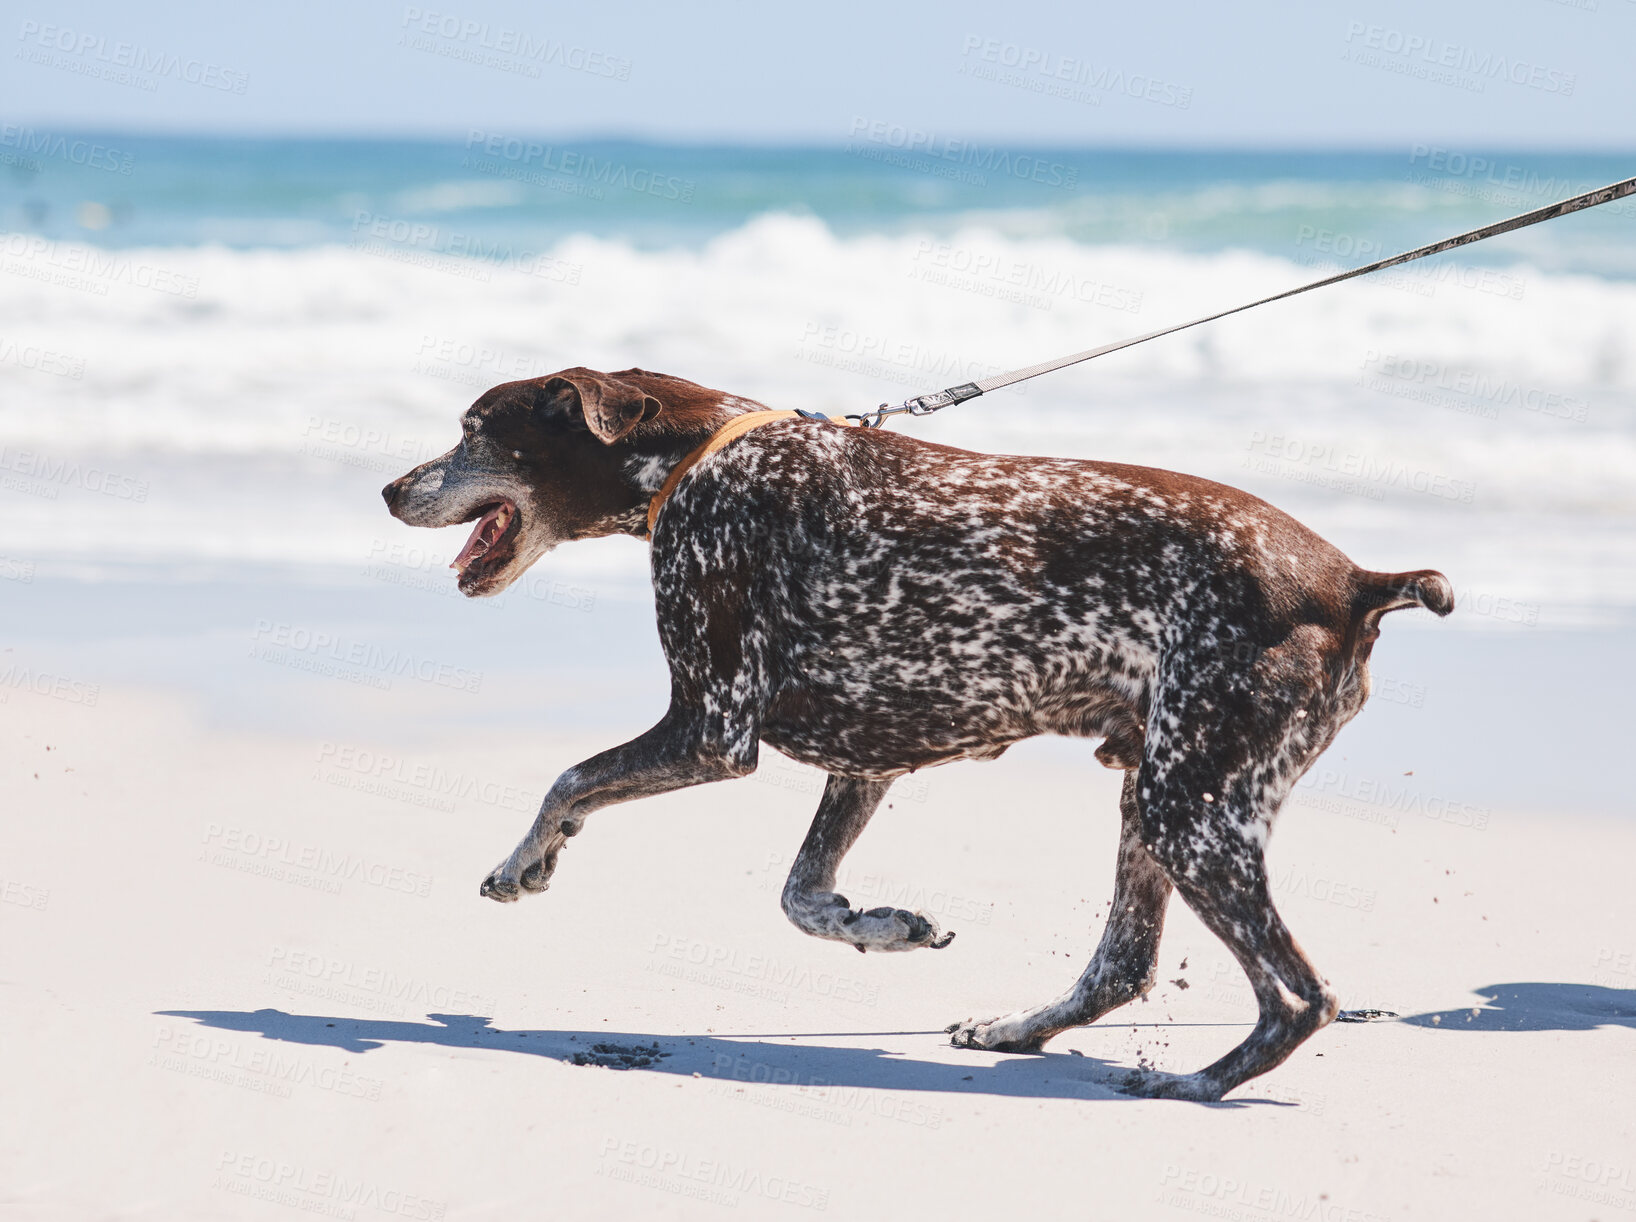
<box><xmin>601</xmin><ymin>398</ymin><xmax>764</xmax><ymax>539</ymax></box>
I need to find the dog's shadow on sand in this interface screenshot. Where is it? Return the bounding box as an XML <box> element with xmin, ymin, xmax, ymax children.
<box><xmin>1396</xmin><ymin>981</ymin><xmax>1636</xmax><ymax>1032</ymax></box>
<box><xmin>154</xmin><ymin>1007</ymin><xmax>1261</xmax><ymax>1106</ymax></box>
<box><xmin>158</xmin><ymin>981</ymin><xmax>1636</xmax><ymax>1105</ymax></box>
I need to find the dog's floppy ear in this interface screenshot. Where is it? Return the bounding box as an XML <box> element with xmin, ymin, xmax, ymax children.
<box><xmin>539</xmin><ymin>372</ymin><xmax>661</xmax><ymax>444</ymax></box>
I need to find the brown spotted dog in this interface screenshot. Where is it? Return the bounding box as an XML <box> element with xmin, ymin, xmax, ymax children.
<box><xmin>382</xmin><ymin>366</ymin><xmax>1452</xmax><ymax>1101</ymax></box>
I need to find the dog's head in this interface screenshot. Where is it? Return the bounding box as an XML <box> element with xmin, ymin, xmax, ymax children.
<box><xmin>382</xmin><ymin>367</ymin><xmax>679</xmax><ymax>597</ymax></box>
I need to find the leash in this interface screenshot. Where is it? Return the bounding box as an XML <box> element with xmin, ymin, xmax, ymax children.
<box><xmin>846</xmin><ymin>173</ymin><xmax>1636</xmax><ymax>429</ymax></box>
<box><xmin>647</xmin><ymin>175</ymin><xmax>1635</xmax><ymax>536</ymax></box>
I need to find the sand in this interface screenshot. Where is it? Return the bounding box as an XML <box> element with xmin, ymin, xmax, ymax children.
<box><xmin>4</xmin><ymin>666</ymin><xmax>1634</xmax><ymax>1221</ymax></box>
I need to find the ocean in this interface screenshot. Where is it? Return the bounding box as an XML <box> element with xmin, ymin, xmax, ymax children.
<box><xmin>3</xmin><ymin>135</ymin><xmax>1633</xmax><ymax>621</ymax></box>
<box><xmin>2</xmin><ymin>134</ymin><xmax>1634</xmax><ymax>807</ymax></box>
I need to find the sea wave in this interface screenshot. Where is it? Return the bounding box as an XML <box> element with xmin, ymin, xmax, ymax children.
<box><xmin>1</xmin><ymin>212</ymin><xmax>1632</xmax><ymax>622</ymax></box>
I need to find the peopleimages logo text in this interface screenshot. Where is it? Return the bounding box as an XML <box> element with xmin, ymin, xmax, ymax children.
<box><xmin>1342</xmin><ymin>22</ymin><xmax>1575</xmax><ymax>94</ymax></box>
<box><xmin>15</xmin><ymin>21</ymin><xmax>249</xmax><ymax>92</ymax></box>
<box><xmin>847</xmin><ymin>118</ymin><xmax>1078</xmax><ymax>189</ymax></box>
<box><xmin>0</xmin><ymin>447</ymin><xmax>148</xmax><ymax>500</ymax></box>
<box><xmin>250</xmin><ymin>620</ymin><xmax>483</xmax><ymax>694</ymax></box>
<box><xmin>464</xmin><ymin>130</ymin><xmax>694</xmax><ymax>201</ymax></box>
<box><xmin>0</xmin><ymin>124</ymin><xmax>133</xmax><ymax>173</ymax></box>
<box><xmin>399</xmin><ymin>8</ymin><xmax>630</xmax><ymax>79</ymax></box>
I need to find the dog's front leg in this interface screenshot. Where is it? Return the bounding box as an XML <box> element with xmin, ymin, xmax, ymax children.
<box><xmin>480</xmin><ymin>705</ymin><xmax>754</xmax><ymax>902</ymax></box>
<box><xmin>780</xmin><ymin>775</ymin><xmax>955</xmax><ymax>952</ymax></box>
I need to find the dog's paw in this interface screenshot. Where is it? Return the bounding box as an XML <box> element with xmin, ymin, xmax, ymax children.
<box><xmin>1115</xmin><ymin>1068</ymin><xmax>1224</xmax><ymax>1102</ymax></box>
<box><xmin>479</xmin><ymin>872</ymin><xmax>520</xmax><ymax>902</ymax></box>
<box><xmin>838</xmin><ymin>904</ymin><xmax>954</xmax><ymax>953</ymax></box>
<box><xmin>479</xmin><ymin>846</ymin><xmax>558</xmax><ymax>904</ymax></box>
<box><xmin>946</xmin><ymin>1015</ymin><xmax>1045</xmax><ymax>1053</ymax></box>
<box><xmin>785</xmin><ymin>891</ymin><xmax>955</xmax><ymax>952</ymax></box>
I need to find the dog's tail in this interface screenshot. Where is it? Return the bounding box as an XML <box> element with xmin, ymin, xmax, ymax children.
<box><xmin>1340</xmin><ymin>569</ymin><xmax>1452</xmax><ymax>675</ymax></box>
<box><xmin>1352</xmin><ymin>568</ymin><xmax>1455</xmax><ymax>621</ymax></box>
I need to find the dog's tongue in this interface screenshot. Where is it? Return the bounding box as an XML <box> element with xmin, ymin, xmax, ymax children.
<box><xmin>452</xmin><ymin>504</ymin><xmax>505</xmax><ymax>571</ymax></box>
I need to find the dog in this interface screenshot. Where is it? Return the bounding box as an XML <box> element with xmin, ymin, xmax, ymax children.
<box><xmin>381</xmin><ymin>366</ymin><xmax>1452</xmax><ymax>1101</ymax></box>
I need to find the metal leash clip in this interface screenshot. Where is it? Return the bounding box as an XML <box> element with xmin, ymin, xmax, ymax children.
<box><xmin>847</xmin><ymin>382</ymin><xmax>983</xmax><ymax>429</ymax></box>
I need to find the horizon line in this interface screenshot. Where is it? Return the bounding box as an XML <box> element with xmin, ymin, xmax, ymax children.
<box><xmin>4</xmin><ymin>122</ymin><xmax>1636</xmax><ymax>157</ymax></box>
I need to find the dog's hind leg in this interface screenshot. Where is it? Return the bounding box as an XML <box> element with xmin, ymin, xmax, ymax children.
<box><xmin>1119</xmin><ymin>796</ymin><xmax>1337</xmax><ymax>1101</ymax></box>
<box><xmin>1118</xmin><ymin>643</ymin><xmax>1343</xmax><ymax>1100</ymax></box>
<box><xmin>949</xmin><ymin>769</ymin><xmax>1172</xmax><ymax>1050</ymax></box>
<box><xmin>781</xmin><ymin>775</ymin><xmax>955</xmax><ymax>953</ymax></box>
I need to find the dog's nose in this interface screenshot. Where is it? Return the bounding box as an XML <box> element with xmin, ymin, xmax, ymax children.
<box><xmin>381</xmin><ymin>478</ymin><xmax>402</xmax><ymax>507</ymax></box>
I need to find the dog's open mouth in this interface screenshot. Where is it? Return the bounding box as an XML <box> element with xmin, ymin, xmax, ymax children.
<box><xmin>451</xmin><ymin>500</ymin><xmax>519</xmax><ymax>587</ymax></box>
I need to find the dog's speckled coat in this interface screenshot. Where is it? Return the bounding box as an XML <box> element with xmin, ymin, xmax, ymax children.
<box><xmin>382</xmin><ymin>367</ymin><xmax>1452</xmax><ymax>1101</ymax></box>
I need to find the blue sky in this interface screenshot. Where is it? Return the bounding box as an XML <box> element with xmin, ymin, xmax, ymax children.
<box><xmin>3</xmin><ymin>0</ymin><xmax>1633</xmax><ymax>146</ymax></box>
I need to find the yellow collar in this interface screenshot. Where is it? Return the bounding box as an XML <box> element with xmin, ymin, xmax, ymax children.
<box><xmin>645</xmin><ymin>410</ymin><xmax>854</xmax><ymax>537</ymax></box>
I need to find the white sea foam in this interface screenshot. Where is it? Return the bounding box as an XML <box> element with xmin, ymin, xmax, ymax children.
<box><xmin>1</xmin><ymin>213</ymin><xmax>1632</xmax><ymax>624</ymax></box>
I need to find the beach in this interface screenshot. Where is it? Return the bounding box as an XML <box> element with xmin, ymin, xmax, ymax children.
<box><xmin>2</xmin><ymin>634</ymin><xmax>1634</xmax><ymax>1219</ymax></box>
<box><xmin>3</xmin><ymin>140</ymin><xmax>1634</xmax><ymax>1218</ymax></box>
